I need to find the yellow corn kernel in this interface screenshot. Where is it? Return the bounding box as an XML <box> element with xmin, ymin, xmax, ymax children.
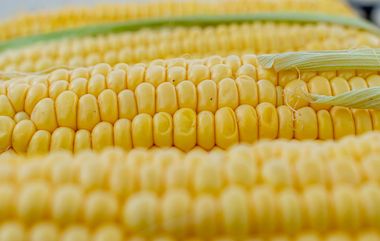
<box><xmin>162</xmin><ymin>190</ymin><xmax>191</xmax><ymax>236</ymax></box>
<box><xmin>211</xmin><ymin>64</ymin><xmax>233</xmax><ymax>83</ymax></box>
<box><xmin>167</xmin><ymin>66</ymin><xmax>186</xmax><ymax>85</ymax></box>
<box><xmin>176</xmin><ymin>81</ymin><xmax>197</xmax><ymax>110</ymax></box>
<box><xmin>93</xmin><ymin>225</ymin><xmax>123</xmax><ymax>241</ymax></box>
<box><xmin>303</xmin><ymin>187</ymin><xmax>329</xmax><ymax>232</ymax></box>
<box><xmin>25</xmin><ymin>84</ymin><xmax>48</xmax><ymax>115</ymax></box>
<box><xmin>69</xmin><ymin>78</ymin><xmax>87</xmax><ymax>97</ymax></box>
<box><xmin>92</xmin><ymin>122</ymin><xmax>114</xmax><ymax>152</ymax></box>
<box><xmin>0</xmin><ymin>222</ymin><xmax>26</xmax><ymax>241</ymax></box>
<box><xmin>77</xmin><ymin>94</ymin><xmax>100</xmax><ymax>131</ymax></box>
<box><xmin>74</xmin><ymin>129</ymin><xmax>92</xmax><ymax>153</ymax></box>
<box><xmin>189</xmin><ymin>65</ymin><xmax>210</xmax><ymax>85</ymax></box>
<box><xmin>332</xmin><ymin>186</ymin><xmax>361</xmax><ymax>230</ymax></box>
<box><xmin>278</xmin><ymin>190</ymin><xmax>302</xmax><ymax>234</ymax></box>
<box><xmin>29</xmin><ymin>223</ymin><xmax>59</xmax><ymax>241</ymax></box>
<box><xmin>284</xmin><ymin>79</ymin><xmax>309</xmax><ymax>109</ymax></box>
<box><xmin>51</xmin><ymin>127</ymin><xmax>75</xmax><ymax>152</ymax></box>
<box><xmin>0</xmin><ymin>95</ymin><xmax>15</xmax><ymax>117</ymax></box>
<box><xmin>135</xmin><ymin>83</ymin><xmax>155</xmax><ymax>116</ymax></box>
<box><xmin>98</xmin><ymin>89</ymin><xmax>118</xmax><ymax>124</ymax></box>
<box><xmin>235</xmin><ymin>105</ymin><xmax>258</xmax><ymax>143</ymax></box>
<box><xmin>197</xmin><ymin>111</ymin><xmax>215</xmax><ymax>151</ymax></box>
<box><xmin>14</xmin><ymin>112</ymin><xmax>30</xmax><ymax>123</ymax></box>
<box><xmin>337</xmin><ymin>70</ymin><xmax>356</xmax><ymax>80</ymax></box>
<box><xmin>193</xmin><ymin>196</ymin><xmax>217</xmax><ymax>237</ymax></box>
<box><xmin>295</xmin><ymin>107</ymin><xmax>318</xmax><ymax>140</ymax></box>
<box><xmin>55</xmin><ymin>91</ymin><xmax>78</xmax><ymax>130</ymax></box>
<box><xmin>215</xmin><ymin>107</ymin><xmax>239</xmax><ymax>149</ymax></box>
<box><xmin>277</xmin><ymin>106</ymin><xmax>293</xmax><ymax>139</ymax></box>
<box><xmin>251</xmin><ymin>187</ymin><xmax>276</xmax><ymax>233</ymax></box>
<box><xmin>220</xmin><ymin>187</ymin><xmax>249</xmax><ymax>236</ymax></box>
<box><xmin>352</xmin><ymin>109</ymin><xmax>372</xmax><ymax>135</ymax></box>
<box><xmin>49</xmin><ymin>80</ymin><xmax>68</xmax><ymax>100</ymax></box>
<box><xmin>118</xmin><ymin>90</ymin><xmax>137</xmax><ymax>120</ymax></box>
<box><xmin>257</xmin><ymin>103</ymin><xmax>278</xmax><ymax>139</ymax></box>
<box><xmin>87</xmin><ymin>74</ymin><xmax>106</xmax><ymax>97</ymax></box>
<box><xmin>156</xmin><ymin>82</ymin><xmax>178</xmax><ymax>115</ymax></box>
<box><xmin>52</xmin><ymin>185</ymin><xmax>82</xmax><ymax>225</ymax></box>
<box><xmin>218</xmin><ymin>78</ymin><xmax>239</xmax><ymax>109</ymax></box>
<box><xmin>279</xmin><ymin>70</ymin><xmax>298</xmax><ymax>87</ymax></box>
<box><xmin>17</xmin><ymin>182</ymin><xmax>49</xmax><ymax>223</ymax></box>
<box><xmin>31</xmin><ymin>98</ymin><xmax>57</xmax><ymax>133</ymax></box>
<box><xmin>114</xmin><ymin>119</ymin><xmax>132</xmax><ymax>151</ymax></box>
<box><xmin>107</xmin><ymin>69</ymin><xmax>127</xmax><ymax>93</ymax></box>
<box><xmin>7</xmin><ymin>83</ymin><xmax>28</xmax><ymax>112</ymax></box>
<box><xmin>153</xmin><ymin>112</ymin><xmax>173</xmax><ymax>148</ymax></box>
<box><xmin>146</xmin><ymin>65</ymin><xmax>166</xmax><ymax>87</ymax></box>
<box><xmin>258</xmin><ymin>79</ymin><xmax>276</xmax><ymax>105</ymax></box>
<box><xmin>197</xmin><ymin>80</ymin><xmax>217</xmax><ymax>113</ymax></box>
<box><xmin>331</xmin><ymin>107</ymin><xmax>355</xmax><ymax>139</ymax></box>
<box><xmin>330</xmin><ymin>77</ymin><xmax>351</xmax><ymax>95</ymax></box>
<box><xmin>123</xmin><ymin>192</ymin><xmax>159</xmax><ymax>235</ymax></box>
<box><xmin>317</xmin><ymin>110</ymin><xmax>334</xmax><ymax>140</ymax></box>
<box><xmin>236</xmin><ymin>76</ymin><xmax>258</xmax><ymax>107</ymax></box>
<box><xmin>237</xmin><ymin>64</ymin><xmax>257</xmax><ymax>79</ymax></box>
<box><xmin>349</xmin><ymin>76</ymin><xmax>368</xmax><ymax>90</ymax></box>
<box><xmin>174</xmin><ymin>108</ymin><xmax>196</xmax><ymax>152</ymax></box>
<box><xmin>367</xmin><ymin>75</ymin><xmax>380</xmax><ymax>87</ymax></box>
<box><xmin>27</xmin><ymin>130</ymin><xmax>51</xmax><ymax>155</ymax></box>
<box><xmin>127</xmin><ymin>65</ymin><xmax>145</xmax><ymax>91</ymax></box>
<box><xmin>12</xmin><ymin>120</ymin><xmax>36</xmax><ymax>153</ymax></box>
<box><xmin>0</xmin><ymin>116</ymin><xmax>15</xmax><ymax>152</ymax></box>
<box><xmin>132</xmin><ymin>114</ymin><xmax>153</xmax><ymax>148</ymax></box>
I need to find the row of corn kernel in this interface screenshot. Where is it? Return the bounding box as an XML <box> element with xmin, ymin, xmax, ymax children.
<box><xmin>0</xmin><ymin>182</ymin><xmax>378</xmax><ymax>236</ymax></box>
<box><xmin>2</xmin><ymin>56</ymin><xmax>380</xmax><ymax>88</ymax></box>
<box><xmin>1</xmin><ymin>70</ymin><xmax>380</xmax><ymax>121</ymax></box>
<box><xmin>0</xmin><ymin>223</ymin><xmax>377</xmax><ymax>241</ymax></box>
<box><xmin>2</xmin><ymin>144</ymin><xmax>380</xmax><ymax>191</ymax></box>
<box><xmin>2</xmin><ymin>61</ymin><xmax>379</xmax><ymax>98</ymax></box>
<box><xmin>2</xmin><ymin>103</ymin><xmax>380</xmax><ymax>153</ymax></box>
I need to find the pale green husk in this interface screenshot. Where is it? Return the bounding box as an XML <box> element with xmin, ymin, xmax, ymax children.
<box><xmin>258</xmin><ymin>48</ymin><xmax>380</xmax><ymax>72</ymax></box>
<box><xmin>308</xmin><ymin>87</ymin><xmax>380</xmax><ymax>110</ymax></box>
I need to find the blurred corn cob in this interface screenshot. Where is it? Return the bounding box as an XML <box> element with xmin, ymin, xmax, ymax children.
<box><xmin>1</xmin><ymin>20</ymin><xmax>379</xmax><ymax>72</ymax></box>
<box><xmin>0</xmin><ymin>132</ymin><xmax>379</xmax><ymax>240</ymax></box>
<box><xmin>0</xmin><ymin>0</ymin><xmax>355</xmax><ymax>41</ymax></box>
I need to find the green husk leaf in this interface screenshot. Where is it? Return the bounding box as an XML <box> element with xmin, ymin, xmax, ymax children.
<box><xmin>0</xmin><ymin>12</ymin><xmax>379</xmax><ymax>52</ymax></box>
<box><xmin>258</xmin><ymin>48</ymin><xmax>380</xmax><ymax>72</ymax></box>
<box><xmin>308</xmin><ymin>87</ymin><xmax>380</xmax><ymax>110</ymax></box>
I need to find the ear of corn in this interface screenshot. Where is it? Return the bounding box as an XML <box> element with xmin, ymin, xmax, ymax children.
<box><xmin>0</xmin><ymin>0</ymin><xmax>355</xmax><ymax>41</ymax></box>
<box><xmin>0</xmin><ymin>132</ymin><xmax>379</xmax><ymax>240</ymax></box>
<box><xmin>0</xmin><ymin>54</ymin><xmax>379</xmax><ymax>154</ymax></box>
<box><xmin>1</xmin><ymin>14</ymin><xmax>379</xmax><ymax>72</ymax></box>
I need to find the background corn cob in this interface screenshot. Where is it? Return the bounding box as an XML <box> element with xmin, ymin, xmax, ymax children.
<box><xmin>0</xmin><ymin>0</ymin><xmax>355</xmax><ymax>42</ymax></box>
<box><xmin>1</xmin><ymin>21</ymin><xmax>379</xmax><ymax>72</ymax></box>
<box><xmin>0</xmin><ymin>132</ymin><xmax>379</xmax><ymax>240</ymax></box>
<box><xmin>0</xmin><ymin>56</ymin><xmax>380</xmax><ymax>154</ymax></box>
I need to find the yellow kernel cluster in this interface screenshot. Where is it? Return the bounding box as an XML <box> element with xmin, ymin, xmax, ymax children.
<box><xmin>0</xmin><ymin>0</ymin><xmax>355</xmax><ymax>41</ymax></box>
<box><xmin>0</xmin><ymin>132</ymin><xmax>379</xmax><ymax>239</ymax></box>
<box><xmin>0</xmin><ymin>57</ymin><xmax>380</xmax><ymax>153</ymax></box>
<box><xmin>1</xmin><ymin>22</ymin><xmax>379</xmax><ymax>72</ymax></box>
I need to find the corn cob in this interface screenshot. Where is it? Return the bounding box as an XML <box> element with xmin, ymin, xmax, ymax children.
<box><xmin>0</xmin><ymin>0</ymin><xmax>355</xmax><ymax>42</ymax></box>
<box><xmin>0</xmin><ymin>132</ymin><xmax>379</xmax><ymax>240</ymax></box>
<box><xmin>0</xmin><ymin>54</ymin><xmax>379</xmax><ymax>154</ymax></box>
<box><xmin>1</xmin><ymin>21</ymin><xmax>379</xmax><ymax>72</ymax></box>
